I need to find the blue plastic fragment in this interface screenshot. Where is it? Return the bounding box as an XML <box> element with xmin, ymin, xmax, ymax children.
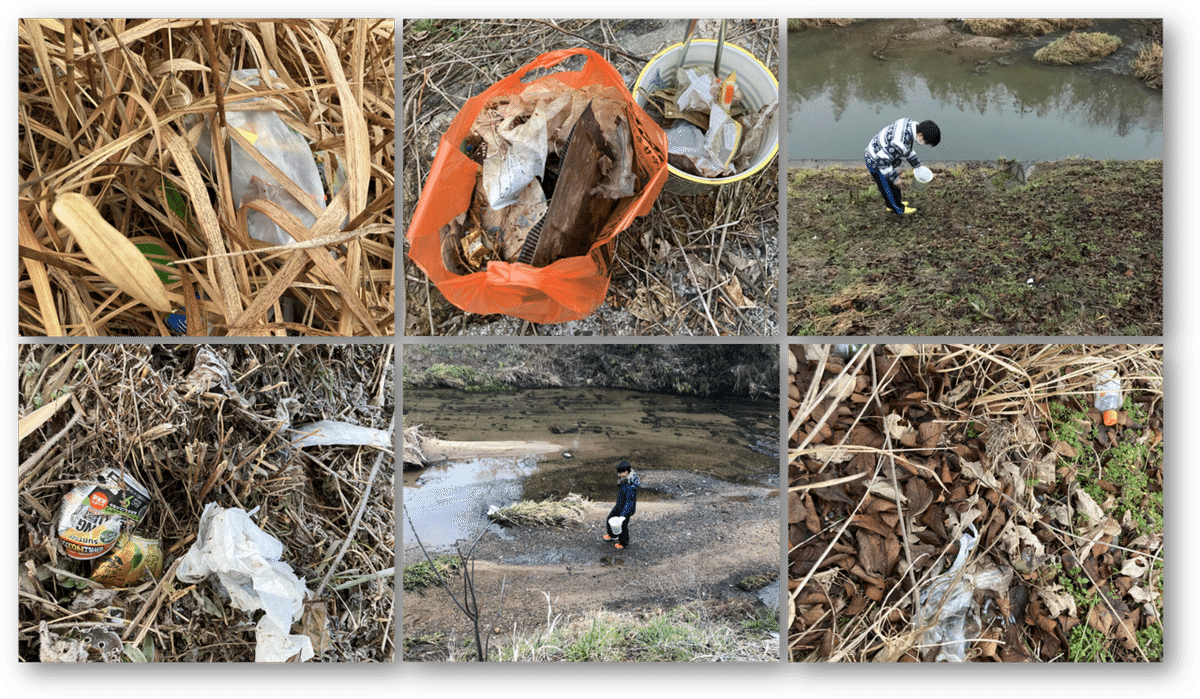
<box><xmin>167</xmin><ymin>290</ymin><xmax>202</xmax><ymax>335</ymax></box>
<box><xmin>166</xmin><ymin>313</ymin><xmax>187</xmax><ymax>335</ymax></box>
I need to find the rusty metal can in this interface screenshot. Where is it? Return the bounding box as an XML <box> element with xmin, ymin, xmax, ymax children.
<box><xmin>90</xmin><ymin>532</ymin><xmax>164</xmax><ymax>586</ymax></box>
<box><xmin>57</xmin><ymin>467</ymin><xmax>152</xmax><ymax>560</ymax></box>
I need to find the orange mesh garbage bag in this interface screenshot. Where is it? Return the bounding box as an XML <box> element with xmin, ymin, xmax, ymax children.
<box><xmin>407</xmin><ymin>48</ymin><xmax>668</xmax><ymax>325</ymax></box>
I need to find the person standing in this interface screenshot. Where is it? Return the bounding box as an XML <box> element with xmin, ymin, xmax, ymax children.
<box><xmin>604</xmin><ymin>460</ymin><xmax>639</xmax><ymax>550</ymax></box>
<box><xmin>864</xmin><ymin>118</ymin><xmax>940</xmax><ymax>215</ymax></box>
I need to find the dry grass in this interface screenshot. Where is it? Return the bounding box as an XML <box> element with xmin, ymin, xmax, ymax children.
<box><xmin>495</xmin><ymin>601</ymin><xmax>778</xmax><ymax>662</ymax></box>
<box><xmin>787</xmin><ymin>20</ymin><xmax>857</xmax><ymax>32</ymax></box>
<box><xmin>402</xmin><ymin>19</ymin><xmax>778</xmax><ymax>336</ymax></box>
<box><xmin>1034</xmin><ymin>31</ymin><xmax>1122</xmax><ymax>66</ymax></box>
<box><xmin>18</xmin><ymin>344</ymin><xmax>395</xmax><ymax>662</ymax></box>
<box><xmin>962</xmin><ymin>19</ymin><xmax>1094</xmax><ymax>37</ymax></box>
<box><xmin>788</xmin><ymin>344</ymin><xmax>1163</xmax><ymax>662</ymax></box>
<box><xmin>488</xmin><ymin>494</ymin><xmax>589</xmax><ymax>528</ymax></box>
<box><xmin>1134</xmin><ymin>43</ymin><xmax>1163</xmax><ymax>90</ymax></box>
<box><xmin>18</xmin><ymin>19</ymin><xmax>396</xmax><ymax>337</ymax></box>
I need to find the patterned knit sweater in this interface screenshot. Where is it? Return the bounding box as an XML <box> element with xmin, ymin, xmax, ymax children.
<box><xmin>615</xmin><ymin>472</ymin><xmax>640</xmax><ymax>518</ymax></box>
<box><xmin>864</xmin><ymin>118</ymin><xmax>922</xmax><ymax>181</ymax></box>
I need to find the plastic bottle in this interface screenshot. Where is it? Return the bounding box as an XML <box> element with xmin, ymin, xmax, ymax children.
<box><xmin>1094</xmin><ymin>369</ymin><xmax>1122</xmax><ymax>426</ymax></box>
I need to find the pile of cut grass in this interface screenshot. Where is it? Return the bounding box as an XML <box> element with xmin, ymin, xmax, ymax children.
<box><xmin>488</xmin><ymin>493</ymin><xmax>589</xmax><ymax>528</ymax></box>
<box><xmin>1034</xmin><ymin>31</ymin><xmax>1122</xmax><ymax>65</ymax></box>
<box><xmin>18</xmin><ymin>19</ymin><xmax>395</xmax><ymax>336</ymax></box>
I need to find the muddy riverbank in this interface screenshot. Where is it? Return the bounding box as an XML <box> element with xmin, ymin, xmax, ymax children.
<box><xmin>402</xmin><ymin>385</ymin><xmax>780</xmax><ymax>656</ymax></box>
<box><xmin>787</xmin><ymin>159</ymin><xmax>1162</xmax><ymax>337</ymax></box>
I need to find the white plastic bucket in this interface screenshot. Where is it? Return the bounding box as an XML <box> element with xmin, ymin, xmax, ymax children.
<box><xmin>608</xmin><ymin>516</ymin><xmax>625</xmax><ymax>534</ymax></box>
<box><xmin>634</xmin><ymin>40</ymin><xmax>779</xmax><ymax>196</ymax></box>
<box><xmin>913</xmin><ymin>165</ymin><xmax>933</xmax><ymax>191</ymax></box>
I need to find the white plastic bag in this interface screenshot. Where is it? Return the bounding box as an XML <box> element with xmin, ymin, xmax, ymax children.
<box><xmin>176</xmin><ymin>503</ymin><xmax>314</xmax><ymax>662</ymax></box>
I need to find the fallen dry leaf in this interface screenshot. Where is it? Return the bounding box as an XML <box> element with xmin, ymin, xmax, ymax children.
<box><xmin>52</xmin><ymin>192</ymin><xmax>172</xmax><ymax>312</ymax></box>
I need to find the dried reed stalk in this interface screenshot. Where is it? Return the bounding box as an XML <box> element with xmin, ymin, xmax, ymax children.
<box><xmin>18</xmin><ymin>19</ymin><xmax>396</xmax><ymax>336</ymax></box>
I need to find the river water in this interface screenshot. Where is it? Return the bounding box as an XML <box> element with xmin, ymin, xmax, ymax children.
<box><xmin>403</xmin><ymin>387</ymin><xmax>778</xmax><ymax>550</ymax></box>
<box><xmin>787</xmin><ymin>20</ymin><xmax>1162</xmax><ymax>163</ymax></box>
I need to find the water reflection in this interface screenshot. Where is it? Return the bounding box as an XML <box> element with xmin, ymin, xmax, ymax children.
<box><xmin>403</xmin><ymin>456</ymin><xmax>538</xmax><ymax>550</ymax></box>
<box><xmin>788</xmin><ymin>22</ymin><xmax>1162</xmax><ymax>161</ymax></box>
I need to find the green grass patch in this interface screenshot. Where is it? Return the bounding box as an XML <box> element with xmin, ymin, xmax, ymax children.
<box><xmin>788</xmin><ymin>161</ymin><xmax>1162</xmax><ymax>336</ymax></box>
<box><xmin>496</xmin><ymin>602</ymin><xmax>777</xmax><ymax>662</ymax></box>
<box><xmin>403</xmin><ymin>555</ymin><xmax>460</xmax><ymax>591</ymax></box>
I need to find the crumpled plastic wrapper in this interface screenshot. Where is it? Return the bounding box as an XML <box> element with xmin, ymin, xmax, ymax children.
<box><xmin>194</xmin><ymin>70</ymin><xmax>333</xmax><ymax>246</ymax></box>
<box><xmin>675</xmin><ymin>68</ymin><xmax>727</xmax><ymax>112</ymax></box>
<box><xmin>291</xmin><ymin>419</ymin><xmax>391</xmax><ymax>449</ymax></box>
<box><xmin>176</xmin><ymin>503</ymin><xmax>314</xmax><ymax>662</ymax></box>
<box><xmin>649</xmin><ymin>67</ymin><xmax>776</xmax><ymax>179</ymax></box>
<box><xmin>917</xmin><ymin>524</ymin><xmax>1012</xmax><ymax>662</ymax></box>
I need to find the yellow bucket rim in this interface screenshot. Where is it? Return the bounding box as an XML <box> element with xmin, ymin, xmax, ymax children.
<box><xmin>634</xmin><ymin>39</ymin><xmax>780</xmax><ymax>186</ymax></box>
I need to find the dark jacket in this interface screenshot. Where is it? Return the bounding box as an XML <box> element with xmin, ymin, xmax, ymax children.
<box><xmin>615</xmin><ymin>471</ymin><xmax>639</xmax><ymax>518</ymax></box>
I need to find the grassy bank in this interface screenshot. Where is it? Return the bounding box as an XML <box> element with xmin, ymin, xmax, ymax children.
<box><xmin>787</xmin><ymin>160</ymin><xmax>1162</xmax><ymax>336</ymax></box>
<box><xmin>403</xmin><ymin>343</ymin><xmax>776</xmax><ymax>397</ymax></box>
<box><xmin>406</xmin><ymin>600</ymin><xmax>778</xmax><ymax>661</ymax></box>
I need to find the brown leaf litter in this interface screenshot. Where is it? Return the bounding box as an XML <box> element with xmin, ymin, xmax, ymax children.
<box><xmin>788</xmin><ymin>344</ymin><xmax>1163</xmax><ymax>662</ymax></box>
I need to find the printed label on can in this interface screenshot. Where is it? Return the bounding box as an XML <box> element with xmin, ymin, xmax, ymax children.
<box><xmin>57</xmin><ymin>468</ymin><xmax>152</xmax><ymax>560</ymax></box>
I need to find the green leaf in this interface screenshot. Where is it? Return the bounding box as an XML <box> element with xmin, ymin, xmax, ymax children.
<box><xmin>163</xmin><ymin>179</ymin><xmax>189</xmax><ymax>223</ymax></box>
<box><xmin>135</xmin><ymin>242</ymin><xmax>180</xmax><ymax>285</ymax></box>
<box><xmin>122</xmin><ymin>642</ymin><xmax>148</xmax><ymax>662</ymax></box>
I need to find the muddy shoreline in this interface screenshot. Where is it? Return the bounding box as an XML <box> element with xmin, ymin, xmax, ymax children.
<box><xmin>403</xmin><ymin>382</ymin><xmax>781</xmax><ymax>656</ymax></box>
<box><xmin>403</xmin><ymin>469</ymin><xmax>779</xmax><ymax>650</ymax></box>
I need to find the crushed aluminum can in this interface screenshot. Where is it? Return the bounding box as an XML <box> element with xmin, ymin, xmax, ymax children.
<box><xmin>90</xmin><ymin>532</ymin><xmax>164</xmax><ymax>587</ymax></box>
<box><xmin>57</xmin><ymin>468</ymin><xmax>152</xmax><ymax>560</ymax></box>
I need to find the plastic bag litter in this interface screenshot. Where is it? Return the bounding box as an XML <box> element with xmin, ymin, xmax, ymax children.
<box><xmin>176</xmin><ymin>503</ymin><xmax>314</xmax><ymax>662</ymax></box>
<box><xmin>666</xmin><ymin>123</ymin><xmax>732</xmax><ymax>179</ymax></box>
<box><xmin>194</xmin><ymin>70</ymin><xmax>341</xmax><ymax>246</ymax></box>
<box><xmin>916</xmin><ymin>525</ymin><xmax>1011</xmax><ymax>662</ymax></box>
<box><xmin>291</xmin><ymin>420</ymin><xmax>391</xmax><ymax>449</ymax></box>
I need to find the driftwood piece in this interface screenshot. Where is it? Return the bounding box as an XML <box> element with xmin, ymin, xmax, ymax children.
<box><xmin>528</xmin><ymin>101</ymin><xmax>622</xmax><ymax>267</ymax></box>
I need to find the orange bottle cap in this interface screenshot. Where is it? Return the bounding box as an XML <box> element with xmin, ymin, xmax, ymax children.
<box><xmin>1102</xmin><ymin>409</ymin><xmax>1118</xmax><ymax>426</ymax></box>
